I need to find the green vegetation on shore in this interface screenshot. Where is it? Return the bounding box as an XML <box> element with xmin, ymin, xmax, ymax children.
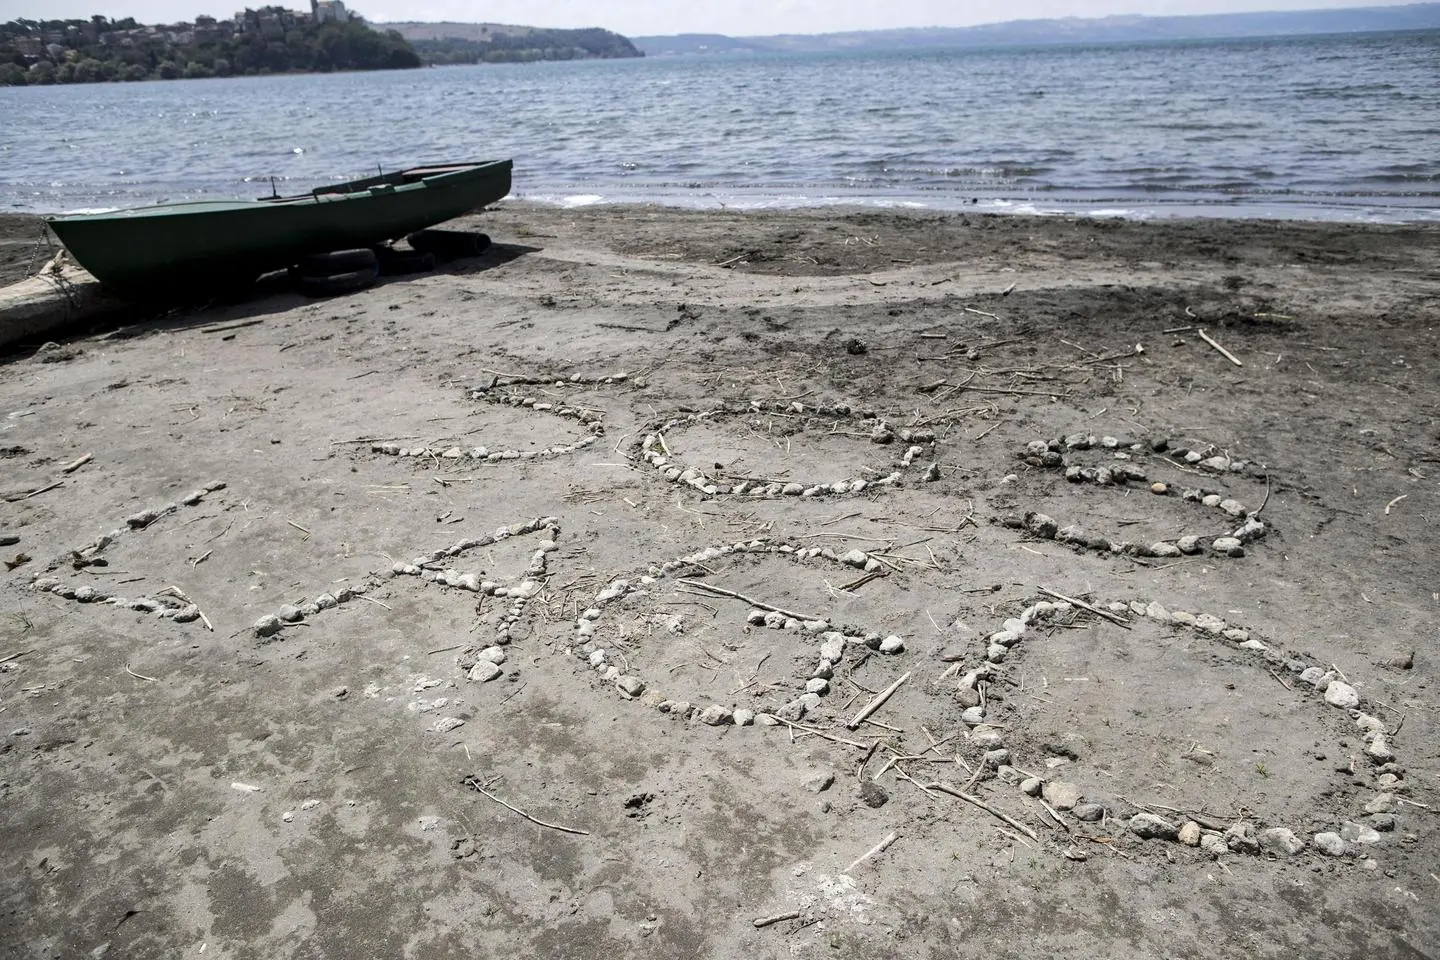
<box><xmin>0</xmin><ymin>7</ymin><xmax>420</xmax><ymax>85</ymax></box>
<box><xmin>382</xmin><ymin>22</ymin><xmax>641</xmax><ymax>63</ymax></box>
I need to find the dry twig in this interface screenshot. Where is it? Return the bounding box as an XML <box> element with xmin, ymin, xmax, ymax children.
<box><xmin>1037</xmin><ymin>586</ymin><xmax>1131</xmax><ymax>629</ymax></box>
<box><xmin>846</xmin><ymin>671</ymin><xmax>912</xmax><ymax>730</ymax></box>
<box><xmin>676</xmin><ymin>579</ymin><xmax>822</xmax><ymax>623</ymax></box>
<box><xmin>60</xmin><ymin>453</ymin><xmax>93</xmax><ymax>474</ymax></box>
<box><xmin>843</xmin><ymin>831</ymin><xmax>899</xmax><ymax>873</ymax></box>
<box><xmin>463</xmin><ymin>777</ymin><xmax>590</xmax><ymax>835</ymax></box>
<box><xmin>1197</xmin><ymin>328</ymin><xmax>1243</xmax><ymax>367</ymax></box>
<box><xmin>929</xmin><ymin>782</ymin><xmax>1039</xmax><ymax>841</ymax></box>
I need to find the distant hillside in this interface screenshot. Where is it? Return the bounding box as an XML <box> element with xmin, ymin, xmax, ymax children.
<box><xmin>633</xmin><ymin>2</ymin><xmax>1440</xmax><ymax>55</ymax></box>
<box><xmin>0</xmin><ymin>7</ymin><xmax>420</xmax><ymax>85</ymax></box>
<box><xmin>380</xmin><ymin>21</ymin><xmax>641</xmax><ymax>63</ymax></box>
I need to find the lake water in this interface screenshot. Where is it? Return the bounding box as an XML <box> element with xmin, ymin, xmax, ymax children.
<box><xmin>2</xmin><ymin>29</ymin><xmax>1438</xmax><ymax>221</ymax></box>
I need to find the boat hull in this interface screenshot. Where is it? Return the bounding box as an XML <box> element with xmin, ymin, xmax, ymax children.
<box><xmin>45</xmin><ymin>160</ymin><xmax>512</xmax><ymax>293</ymax></box>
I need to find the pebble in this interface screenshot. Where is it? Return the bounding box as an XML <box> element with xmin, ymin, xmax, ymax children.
<box><xmin>805</xmin><ymin>678</ymin><xmax>830</xmax><ymax>695</ymax></box>
<box><xmin>859</xmin><ymin>782</ymin><xmax>888</xmax><ymax>808</ymax></box>
<box><xmin>1224</xmin><ymin>822</ymin><xmax>1260</xmax><ymax>854</ymax></box>
<box><xmin>1020</xmin><ymin>777</ymin><xmax>1043</xmax><ymax>797</ymax></box>
<box><xmin>1150</xmin><ymin>542</ymin><xmax>1182</xmax><ymax>558</ymax></box>
<box><xmin>1194</xmin><ymin>613</ymin><xmax>1226</xmax><ymax>634</ymax></box>
<box><xmin>432</xmin><ymin>717</ymin><xmax>465</xmax><ymax>733</ymax></box>
<box><xmin>776</xmin><ymin>694</ymin><xmax>817</xmax><ymax>722</ymax></box>
<box><xmin>477</xmin><ymin>647</ymin><xmax>506</xmax><ymax>665</ymax></box>
<box><xmin>1176</xmin><ymin>536</ymin><xmax>1201</xmax><ymax>555</ymax></box>
<box><xmin>278</xmin><ymin>605</ymin><xmax>304</xmax><ymax>623</ymax></box>
<box><xmin>1178</xmin><ymin>822</ymin><xmax>1202</xmax><ymax>847</ymax></box>
<box><xmin>253</xmin><ymin>614</ymin><xmax>283</xmax><ymax>638</ymax></box>
<box><xmin>1024</xmin><ymin>512</ymin><xmax>1059</xmax><ymax>539</ymax></box>
<box><xmin>1339</xmin><ymin>821</ymin><xmax>1382</xmax><ymax>845</ymax></box>
<box><xmin>984</xmin><ymin>748</ymin><xmax>1010</xmax><ymax>766</ymax></box>
<box><xmin>1210</xmin><ymin>536</ymin><xmax>1244</xmax><ymax>558</ymax></box>
<box><xmin>961</xmin><ymin>706</ymin><xmax>986</xmax><ymax>726</ymax></box>
<box><xmin>808</xmin><ymin>772</ymin><xmax>836</xmax><ymax>793</ymax></box>
<box><xmin>1312</xmin><ymin>832</ymin><xmax>1348</xmax><ymax>857</ymax></box>
<box><xmin>1130</xmin><ymin>813</ymin><xmax>1178</xmax><ymax>840</ymax></box>
<box><xmin>616</xmin><ymin>676</ymin><xmax>646</xmax><ymax>699</ymax></box>
<box><xmin>698</xmin><ymin>704</ymin><xmax>733</xmax><ymax>726</ymax></box>
<box><xmin>971</xmin><ymin>725</ymin><xmax>1005</xmax><ymax>749</ymax></box>
<box><xmin>468</xmin><ymin>661</ymin><xmax>502</xmax><ymax>683</ymax></box>
<box><xmin>1150</xmin><ymin>482</ymin><xmax>1168</xmax><ymax>494</ymax></box>
<box><xmin>841</xmin><ymin>549</ymin><xmax>869</xmax><ymax>568</ymax></box>
<box><xmin>1368</xmin><ymin>813</ymin><xmax>1397</xmax><ymax>832</ymax></box>
<box><xmin>819</xmin><ymin>636</ymin><xmax>846</xmax><ymax>663</ymax></box>
<box><xmin>732</xmin><ymin>708</ymin><xmax>755</xmax><ymax>727</ymax></box>
<box><xmin>1364</xmin><ymin>793</ymin><xmax>1395</xmax><ymax>814</ymax></box>
<box><xmin>1354</xmin><ymin>713</ymin><xmax>1385</xmax><ymax>733</ymax></box>
<box><xmin>1323</xmin><ymin>681</ymin><xmax>1360</xmax><ymax>709</ymax></box>
<box><xmin>1259</xmin><ymin>827</ymin><xmax>1305</xmax><ymax>856</ymax></box>
<box><xmin>955</xmin><ymin>687</ymin><xmax>981</xmax><ymax>708</ymax></box>
<box><xmin>1042</xmin><ymin>781</ymin><xmax>1082</xmax><ymax>811</ymax></box>
<box><xmin>1200</xmin><ymin>834</ymin><xmax>1229</xmax><ymax>858</ymax></box>
<box><xmin>1234</xmin><ymin>517</ymin><xmax>1266</xmax><ymax>542</ymax></box>
<box><xmin>1071</xmin><ymin>803</ymin><xmax>1105</xmax><ymax>822</ymax></box>
<box><xmin>1299</xmin><ymin>666</ymin><xmax>1327</xmax><ymax>686</ymax></box>
<box><xmin>878</xmin><ymin>635</ymin><xmax>905</xmax><ymax>654</ymax></box>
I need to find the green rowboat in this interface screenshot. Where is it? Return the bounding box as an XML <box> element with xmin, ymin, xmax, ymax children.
<box><xmin>45</xmin><ymin>160</ymin><xmax>512</xmax><ymax>292</ymax></box>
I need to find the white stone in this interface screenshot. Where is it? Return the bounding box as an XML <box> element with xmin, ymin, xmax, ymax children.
<box><xmin>698</xmin><ymin>704</ymin><xmax>733</xmax><ymax>726</ymax></box>
<box><xmin>1042</xmin><ymin>780</ymin><xmax>1082</xmax><ymax>810</ymax></box>
<box><xmin>468</xmin><ymin>661</ymin><xmax>502</xmax><ymax>682</ymax></box>
<box><xmin>1324</xmin><ymin>681</ymin><xmax>1360</xmax><ymax>709</ymax></box>
<box><xmin>1313</xmin><ymin>832</ymin><xmax>1347</xmax><ymax>857</ymax></box>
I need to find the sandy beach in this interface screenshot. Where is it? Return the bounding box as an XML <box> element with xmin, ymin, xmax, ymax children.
<box><xmin>1</xmin><ymin>203</ymin><xmax>1438</xmax><ymax>958</ymax></box>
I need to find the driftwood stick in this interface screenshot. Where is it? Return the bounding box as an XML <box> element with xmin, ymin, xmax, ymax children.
<box><xmin>124</xmin><ymin>664</ymin><xmax>160</xmax><ymax>682</ymax></box>
<box><xmin>157</xmin><ymin>584</ymin><xmax>215</xmax><ymax>632</ymax></box>
<box><xmin>1037</xmin><ymin>586</ymin><xmax>1131</xmax><ymax>629</ymax></box>
<box><xmin>328</xmin><ymin>435</ymin><xmax>424</xmax><ymax>445</ymax></box>
<box><xmin>60</xmin><ymin>453</ymin><xmax>93</xmax><ymax>474</ymax></box>
<box><xmin>765</xmin><ymin>714</ymin><xmax>870</xmax><ymax>749</ymax></box>
<box><xmin>464</xmin><ymin>777</ymin><xmax>590</xmax><ymax>835</ymax></box>
<box><xmin>201</xmin><ymin>318</ymin><xmax>265</xmax><ymax>334</ymax></box>
<box><xmin>752</xmin><ymin>911</ymin><xmax>801</xmax><ymax>929</ymax></box>
<box><xmin>846</xmin><ymin>671</ymin><xmax>911</xmax><ymax>730</ymax></box>
<box><xmin>948</xmin><ymin>384</ymin><xmax>1063</xmax><ymax>398</ymax></box>
<box><xmin>844</xmin><ymin>831</ymin><xmax>899</xmax><ymax>873</ymax></box>
<box><xmin>929</xmin><ymin>782</ymin><xmax>1039</xmax><ymax>841</ymax></box>
<box><xmin>1197</xmin><ymin>328</ymin><xmax>1243</xmax><ymax>367</ymax></box>
<box><xmin>676</xmin><ymin>579</ymin><xmax>823</xmax><ymax>623</ymax></box>
<box><xmin>5</xmin><ymin>480</ymin><xmax>64</xmax><ymax>503</ymax></box>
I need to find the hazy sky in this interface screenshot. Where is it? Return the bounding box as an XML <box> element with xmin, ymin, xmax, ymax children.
<box><xmin>0</xmin><ymin>0</ymin><xmax>1396</xmax><ymax>35</ymax></box>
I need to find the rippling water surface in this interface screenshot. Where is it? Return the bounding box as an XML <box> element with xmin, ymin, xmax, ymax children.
<box><xmin>2</xmin><ymin>29</ymin><xmax>1437</xmax><ymax>220</ymax></box>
